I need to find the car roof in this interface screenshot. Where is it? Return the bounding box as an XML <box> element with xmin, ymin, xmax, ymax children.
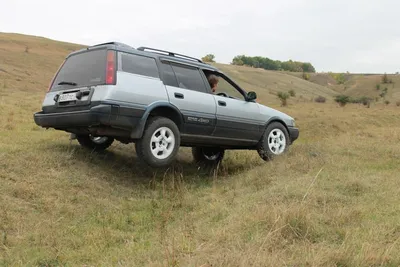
<box><xmin>68</xmin><ymin>42</ymin><xmax>219</xmax><ymax>72</ymax></box>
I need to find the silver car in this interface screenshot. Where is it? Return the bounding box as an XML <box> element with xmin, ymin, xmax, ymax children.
<box><xmin>34</xmin><ymin>42</ymin><xmax>299</xmax><ymax>168</ymax></box>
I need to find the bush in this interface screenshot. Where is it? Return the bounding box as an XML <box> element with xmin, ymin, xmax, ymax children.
<box><xmin>354</xmin><ymin>96</ymin><xmax>372</xmax><ymax>108</ymax></box>
<box><xmin>396</xmin><ymin>101</ymin><xmax>400</xmax><ymax>107</ymax></box>
<box><xmin>376</xmin><ymin>84</ymin><xmax>380</xmax><ymax>90</ymax></box>
<box><xmin>351</xmin><ymin>96</ymin><xmax>372</xmax><ymax>106</ymax></box>
<box><xmin>315</xmin><ymin>96</ymin><xmax>326</xmax><ymax>103</ymax></box>
<box><xmin>381</xmin><ymin>73</ymin><xmax>392</xmax><ymax>84</ymax></box>
<box><xmin>385</xmin><ymin>100</ymin><xmax>390</xmax><ymax>105</ymax></box>
<box><xmin>382</xmin><ymin>73</ymin><xmax>388</xmax><ymax>83</ymax></box>
<box><xmin>330</xmin><ymin>73</ymin><xmax>346</xmax><ymax>84</ymax></box>
<box><xmin>288</xmin><ymin>90</ymin><xmax>296</xmax><ymax>97</ymax></box>
<box><xmin>302</xmin><ymin>72</ymin><xmax>310</xmax><ymax>80</ymax></box>
<box><xmin>335</xmin><ymin>95</ymin><xmax>350</xmax><ymax>107</ymax></box>
<box><xmin>277</xmin><ymin>92</ymin><xmax>290</xmax><ymax>106</ymax></box>
<box><xmin>379</xmin><ymin>87</ymin><xmax>388</xmax><ymax>98</ymax></box>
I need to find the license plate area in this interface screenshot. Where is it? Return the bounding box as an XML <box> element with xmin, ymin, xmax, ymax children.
<box><xmin>55</xmin><ymin>87</ymin><xmax>94</xmax><ymax>107</ymax></box>
<box><xmin>58</xmin><ymin>92</ymin><xmax>77</xmax><ymax>102</ymax></box>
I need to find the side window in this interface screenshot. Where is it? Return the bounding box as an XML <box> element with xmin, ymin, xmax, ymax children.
<box><xmin>203</xmin><ymin>70</ymin><xmax>245</xmax><ymax>100</ymax></box>
<box><xmin>214</xmin><ymin>75</ymin><xmax>245</xmax><ymax>100</ymax></box>
<box><xmin>159</xmin><ymin>62</ymin><xmax>178</xmax><ymax>87</ymax></box>
<box><xmin>120</xmin><ymin>52</ymin><xmax>159</xmax><ymax>78</ymax></box>
<box><xmin>170</xmin><ymin>64</ymin><xmax>207</xmax><ymax>93</ymax></box>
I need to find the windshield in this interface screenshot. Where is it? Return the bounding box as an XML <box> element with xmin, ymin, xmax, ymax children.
<box><xmin>51</xmin><ymin>49</ymin><xmax>107</xmax><ymax>91</ymax></box>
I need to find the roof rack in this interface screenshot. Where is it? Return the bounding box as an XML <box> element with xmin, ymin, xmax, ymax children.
<box><xmin>137</xmin><ymin>46</ymin><xmax>203</xmax><ymax>63</ymax></box>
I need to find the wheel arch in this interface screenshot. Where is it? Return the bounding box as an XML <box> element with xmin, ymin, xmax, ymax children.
<box><xmin>130</xmin><ymin>101</ymin><xmax>184</xmax><ymax>139</ymax></box>
<box><xmin>260</xmin><ymin>117</ymin><xmax>290</xmax><ymax>141</ymax></box>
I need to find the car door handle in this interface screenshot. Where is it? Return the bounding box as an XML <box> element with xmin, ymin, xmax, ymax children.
<box><xmin>174</xmin><ymin>93</ymin><xmax>184</xmax><ymax>99</ymax></box>
<box><xmin>218</xmin><ymin>100</ymin><xmax>226</xmax><ymax>106</ymax></box>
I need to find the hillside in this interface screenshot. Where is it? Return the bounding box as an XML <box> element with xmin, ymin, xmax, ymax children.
<box><xmin>0</xmin><ymin>33</ymin><xmax>83</xmax><ymax>93</ymax></box>
<box><xmin>1</xmin><ymin>33</ymin><xmax>400</xmax><ymax>266</ymax></box>
<box><xmin>287</xmin><ymin>71</ymin><xmax>400</xmax><ymax>102</ymax></box>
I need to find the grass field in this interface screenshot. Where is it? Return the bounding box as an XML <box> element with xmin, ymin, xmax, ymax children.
<box><xmin>1</xmin><ymin>33</ymin><xmax>400</xmax><ymax>266</ymax></box>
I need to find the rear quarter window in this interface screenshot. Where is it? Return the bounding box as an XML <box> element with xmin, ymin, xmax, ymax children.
<box><xmin>119</xmin><ymin>52</ymin><xmax>160</xmax><ymax>78</ymax></box>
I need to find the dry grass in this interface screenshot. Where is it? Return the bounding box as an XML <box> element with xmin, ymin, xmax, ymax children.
<box><xmin>288</xmin><ymin>71</ymin><xmax>400</xmax><ymax>103</ymax></box>
<box><xmin>1</xmin><ymin>32</ymin><xmax>400</xmax><ymax>266</ymax></box>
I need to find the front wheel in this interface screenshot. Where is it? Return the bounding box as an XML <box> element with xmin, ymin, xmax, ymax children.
<box><xmin>135</xmin><ymin>116</ymin><xmax>180</xmax><ymax>168</ymax></box>
<box><xmin>257</xmin><ymin>122</ymin><xmax>290</xmax><ymax>161</ymax></box>
<box><xmin>76</xmin><ymin>135</ymin><xmax>114</xmax><ymax>151</ymax></box>
<box><xmin>192</xmin><ymin>147</ymin><xmax>225</xmax><ymax>166</ymax></box>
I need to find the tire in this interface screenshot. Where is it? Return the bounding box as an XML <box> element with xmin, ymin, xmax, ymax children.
<box><xmin>135</xmin><ymin>116</ymin><xmax>180</xmax><ymax>168</ymax></box>
<box><xmin>257</xmin><ymin>122</ymin><xmax>290</xmax><ymax>161</ymax></box>
<box><xmin>192</xmin><ymin>147</ymin><xmax>225</xmax><ymax>166</ymax></box>
<box><xmin>76</xmin><ymin>135</ymin><xmax>114</xmax><ymax>151</ymax></box>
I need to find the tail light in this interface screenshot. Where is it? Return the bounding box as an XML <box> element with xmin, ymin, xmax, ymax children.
<box><xmin>47</xmin><ymin>59</ymin><xmax>65</xmax><ymax>92</ymax></box>
<box><xmin>106</xmin><ymin>50</ymin><xmax>116</xmax><ymax>85</ymax></box>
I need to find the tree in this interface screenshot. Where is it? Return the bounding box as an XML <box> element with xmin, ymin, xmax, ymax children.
<box><xmin>382</xmin><ymin>73</ymin><xmax>389</xmax><ymax>84</ymax></box>
<box><xmin>231</xmin><ymin>55</ymin><xmax>244</xmax><ymax>66</ymax></box>
<box><xmin>231</xmin><ymin>55</ymin><xmax>316</xmax><ymax>72</ymax></box>
<box><xmin>330</xmin><ymin>73</ymin><xmax>346</xmax><ymax>84</ymax></box>
<box><xmin>301</xmin><ymin>62</ymin><xmax>316</xmax><ymax>73</ymax></box>
<box><xmin>202</xmin><ymin>54</ymin><xmax>215</xmax><ymax>62</ymax></box>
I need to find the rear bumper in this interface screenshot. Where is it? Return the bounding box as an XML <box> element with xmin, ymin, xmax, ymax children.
<box><xmin>34</xmin><ymin>105</ymin><xmax>113</xmax><ymax>128</ymax></box>
<box><xmin>288</xmin><ymin>127</ymin><xmax>299</xmax><ymax>143</ymax></box>
<box><xmin>33</xmin><ymin>104</ymin><xmax>142</xmax><ymax>130</ymax></box>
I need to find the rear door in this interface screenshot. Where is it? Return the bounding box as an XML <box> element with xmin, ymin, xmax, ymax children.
<box><xmin>43</xmin><ymin>48</ymin><xmax>111</xmax><ymax>113</ymax></box>
<box><xmin>160</xmin><ymin>61</ymin><xmax>217</xmax><ymax>136</ymax></box>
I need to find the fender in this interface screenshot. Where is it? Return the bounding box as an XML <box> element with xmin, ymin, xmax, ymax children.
<box><xmin>130</xmin><ymin>101</ymin><xmax>184</xmax><ymax>139</ymax></box>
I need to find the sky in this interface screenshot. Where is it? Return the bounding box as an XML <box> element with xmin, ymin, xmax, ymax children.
<box><xmin>1</xmin><ymin>0</ymin><xmax>399</xmax><ymax>73</ymax></box>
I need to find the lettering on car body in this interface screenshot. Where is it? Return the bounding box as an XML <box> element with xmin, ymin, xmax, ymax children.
<box><xmin>187</xmin><ymin>116</ymin><xmax>210</xmax><ymax>124</ymax></box>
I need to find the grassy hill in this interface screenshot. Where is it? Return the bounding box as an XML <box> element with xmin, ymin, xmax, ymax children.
<box><xmin>1</xmin><ymin>33</ymin><xmax>400</xmax><ymax>266</ymax></box>
<box><xmin>213</xmin><ymin>63</ymin><xmax>337</xmax><ymax>105</ymax></box>
<box><xmin>288</xmin><ymin>71</ymin><xmax>400</xmax><ymax>103</ymax></box>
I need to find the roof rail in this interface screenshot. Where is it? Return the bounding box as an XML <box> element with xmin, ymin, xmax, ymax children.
<box><xmin>137</xmin><ymin>46</ymin><xmax>203</xmax><ymax>63</ymax></box>
<box><xmin>90</xmin><ymin>42</ymin><xmax>134</xmax><ymax>49</ymax></box>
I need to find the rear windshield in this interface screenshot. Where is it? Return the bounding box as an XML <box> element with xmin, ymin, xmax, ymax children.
<box><xmin>51</xmin><ymin>49</ymin><xmax>107</xmax><ymax>91</ymax></box>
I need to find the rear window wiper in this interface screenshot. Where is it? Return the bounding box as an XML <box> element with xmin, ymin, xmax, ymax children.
<box><xmin>57</xmin><ymin>81</ymin><xmax>78</xmax><ymax>86</ymax></box>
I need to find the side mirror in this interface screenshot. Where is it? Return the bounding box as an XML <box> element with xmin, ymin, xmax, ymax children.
<box><xmin>246</xmin><ymin>91</ymin><xmax>257</xmax><ymax>102</ymax></box>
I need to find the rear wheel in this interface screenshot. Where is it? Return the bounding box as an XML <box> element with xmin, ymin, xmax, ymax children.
<box><xmin>192</xmin><ymin>147</ymin><xmax>225</xmax><ymax>166</ymax></box>
<box><xmin>257</xmin><ymin>122</ymin><xmax>289</xmax><ymax>161</ymax></box>
<box><xmin>135</xmin><ymin>117</ymin><xmax>180</xmax><ymax>168</ymax></box>
<box><xmin>76</xmin><ymin>135</ymin><xmax>114</xmax><ymax>151</ymax></box>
